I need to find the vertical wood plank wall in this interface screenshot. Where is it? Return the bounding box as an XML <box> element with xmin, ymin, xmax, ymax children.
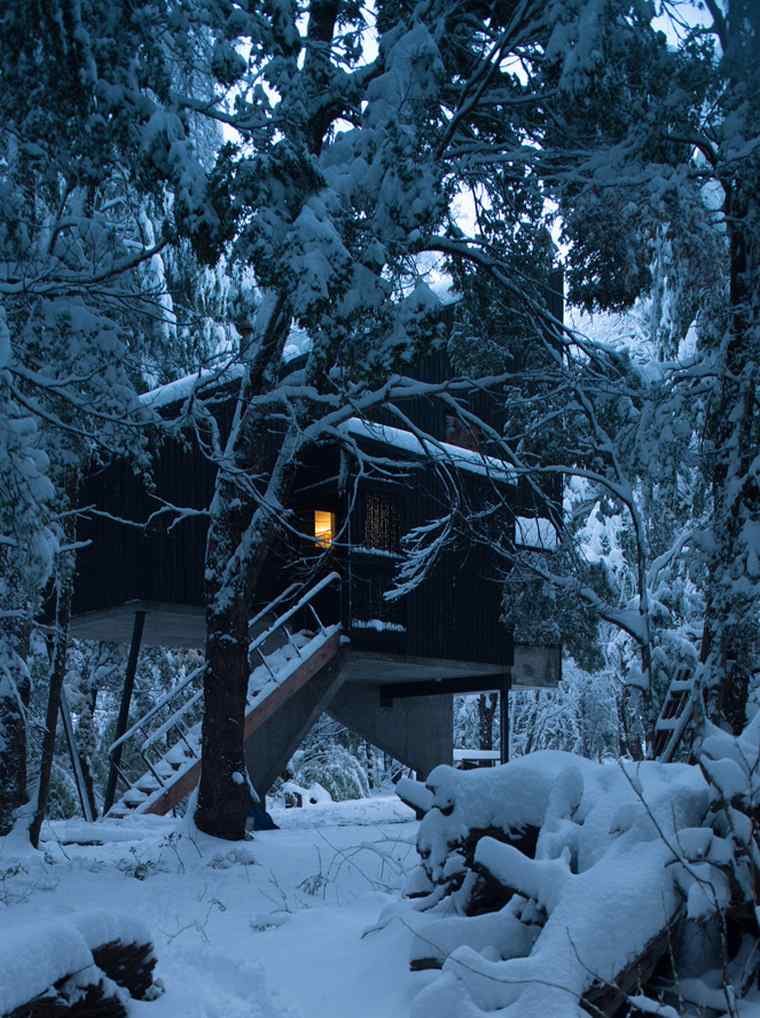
<box><xmin>71</xmin><ymin>281</ymin><xmax>563</xmax><ymax>668</ymax></box>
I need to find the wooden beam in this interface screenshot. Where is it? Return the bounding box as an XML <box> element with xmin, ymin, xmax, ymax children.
<box><xmin>379</xmin><ymin>673</ymin><xmax>511</xmax><ymax>705</ymax></box>
<box><xmin>499</xmin><ymin>670</ymin><xmax>511</xmax><ymax>765</ymax></box>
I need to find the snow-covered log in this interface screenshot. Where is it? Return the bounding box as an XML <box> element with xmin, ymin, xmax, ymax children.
<box><xmin>6</xmin><ymin>980</ymin><xmax>126</xmax><ymax>1018</ymax></box>
<box><xmin>396</xmin><ymin>778</ymin><xmax>434</xmax><ymax>820</ymax></box>
<box><xmin>1</xmin><ymin>911</ymin><xmax>158</xmax><ymax>1018</ymax></box>
<box><xmin>397</xmin><ymin>750</ymin><xmax>727</xmax><ymax>1018</ymax></box>
<box><xmin>412</xmin><ymin>753</ymin><xmax>587</xmax><ymax>914</ymax></box>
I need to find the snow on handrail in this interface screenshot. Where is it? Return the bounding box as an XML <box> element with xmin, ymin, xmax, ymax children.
<box><xmin>248</xmin><ymin>582</ymin><xmax>301</xmax><ymax>631</ymax></box>
<box><xmin>140</xmin><ymin>689</ymin><xmax>204</xmax><ymax>753</ymax></box>
<box><xmin>249</xmin><ymin>572</ymin><xmax>341</xmax><ymax>655</ymax></box>
<box><xmin>110</xmin><ymin>575</ymin><xmax>339</xmax><ymax>758</ymax></box>
<box><xmin>128</xmin><ymin>623</ymin><xmax>342</xmax><ymax>816</ymax></box>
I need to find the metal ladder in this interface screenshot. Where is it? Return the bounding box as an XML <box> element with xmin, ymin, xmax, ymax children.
<box><xmin>105</xmin><ymin>573</ymin><xmax>341</xmax><ymax>818</ymax></box>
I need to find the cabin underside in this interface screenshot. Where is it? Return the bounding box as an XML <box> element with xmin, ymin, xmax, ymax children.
<box><xmin>68</xmin><ymin>598</ymin><xmax>558</xmax><ymax>690</ymax></box>
<box><xmin>69</xmin><ymin>594</ymin><xmax>559</xmax><ymax>809</ymax></box>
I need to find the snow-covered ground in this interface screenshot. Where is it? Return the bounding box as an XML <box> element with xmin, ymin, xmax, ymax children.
<box><xmin>1</xmin><ymin>796</ymin><xmax>437</xmax><ymax>1018</ymax></box>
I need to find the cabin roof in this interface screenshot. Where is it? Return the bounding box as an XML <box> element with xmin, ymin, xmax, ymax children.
<box><xmin>140</xmin><ymin>365</ymin><xmax>244</xmax><ymax>411</ymax></box>
<box><xmin>341</xmin><ymin>417</ymin><xmax>516</xmax><ymax>484</ymax></box>
<box><xmin>139</xmin><ymin>289</ymin><xmax>463</xmax><ymax>412</ymax></box>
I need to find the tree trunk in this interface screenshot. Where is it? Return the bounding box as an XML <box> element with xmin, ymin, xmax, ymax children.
<box><xmin>620</xmin><ymin>687</ymin><xmax>645</xmax><ymax>761</ymax></box>
<box><xmin>194</xmin><ymin>0</ymin><xmax>347</xmax><ymax>838</ymax></box>
<box><xmin>196</xmin><ymin>589</ymin><xmax>251</xmax><ymax>840</ymax></box>
<box><xmin>700</xmin><ymin>178</ymin><xmax>759</xmax><ymax>734</ymax></box>
<box><xmin>695</xmin><ymin>3</ymin><xmax>760</xmax><ymax>735</ymax></box>
<box><xmin>0</xmin><ymin>550</ymin><xmax>32</xmax><ymax>837</ymax></box>
<box><xmin>29</xmin><ymin>521</ymin><xmax>76</xmax><ymax>847</ymax></box>
<box><xmin>523</xmin><ymin>692</ymin><xmax>540</xmax><ymax>756</ymax></box>
<box><xmin>195</xmin><ymin>296</ymin><xmax>305</xmax><ymax>839</ymax></box>
<box><xmin>0</xmin><ymin>634</ymin><xmax>30</xmax><ymax>836</ymax></box>
<box><xmin>364</xmin><ymin>739</ymin><xmax>375</xmax><ymax>788</ymax></box>
<box><xmin>478</xmin><ymin>693</ymin><xmax>497</xmax><ymax>760</ymax></box>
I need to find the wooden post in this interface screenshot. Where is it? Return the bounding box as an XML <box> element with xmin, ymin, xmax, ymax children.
<box><xmin>499</xmin><ymin>671</ymin><xmax>511</xmax><ymax>765</ymax></box>
<box><xmin>59</xmin><ymin>688</ymin><xmax>95</xmax><ymax>822</ymax></box>
<box><xmin>104</xmin><ymin>609</ymin><xmax>146</xmax><ymax>813</ymax></box>
<box><xmin>500</xmin><ymin>627</ymin><xmax>514</xmax><ymax>765</ymax></box>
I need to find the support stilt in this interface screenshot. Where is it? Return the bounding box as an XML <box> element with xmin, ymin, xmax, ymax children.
<box><xmin>60</xmin><ymin>687</ymin><xmax>95</xmax><ymax>822</ymax></box>
<box><xmin>499</xmin><ymin>670</ymin><xmax>511</xmax><ymax>765</ymax></box>
<box><xmin>104</xmin><ymin>609</ymin><xmax>146</xmax><ymax>813</ymax></box>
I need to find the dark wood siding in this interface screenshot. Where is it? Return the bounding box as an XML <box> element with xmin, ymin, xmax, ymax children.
<box><xmin>70</xmin><ymin>337</ymin><xmax>542</xmax><ymax>669</ymax></box>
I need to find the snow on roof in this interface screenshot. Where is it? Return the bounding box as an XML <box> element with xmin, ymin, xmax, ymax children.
<box><xmin>140</xmin><ymin>364</ymin><xmax>244</xmax><ymax>410</ymax></box>
<box><xmin>342</xmin><ymin>417</ymin><xmax>515</xmax><ymax>483</ymax></box>
<box><xmin>140</xmin><ymin>329</ymin><xmax>311</xmax><ymax>411</ymax></box>
<box><xmin>141</xmin><ymin>381</ymin><xmax>515</xmax><ymax>485</ymax></box>
<box><xmin>515</xmin><ymin>515</ymin><xmax>558</xmax><ymax>549</ymax></box>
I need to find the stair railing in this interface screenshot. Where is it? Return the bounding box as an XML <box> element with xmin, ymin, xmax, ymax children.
<box><xmin>249</xmin><ymin>582</ymin><xmax>301</xmax><ymax>632</ymax></box>
<box><xmin>105</xmin><ymin>571</ymin><xmax>342</xmax><ymax>809</ymax></box>
<box><xmin>248</xmin><ymin>571</ymin><xmax>340</xmax><ymax>677</ymax></box>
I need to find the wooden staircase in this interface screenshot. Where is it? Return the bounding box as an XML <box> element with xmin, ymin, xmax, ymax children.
<box><xmin>106</xmin><ymin>573</ymin><xmax>342</xmax><ymax>818</ymax></box>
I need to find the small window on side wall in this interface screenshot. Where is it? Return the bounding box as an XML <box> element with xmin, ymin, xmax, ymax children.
<box><xmin>364</xmin><ymin>494</ymin><xmax>401</xmax><ymax>552</ymax></box>
<box><xmin>314</xmin><ymin>509</ymin><xmax>336</xmax><ymax>548</ymax></box>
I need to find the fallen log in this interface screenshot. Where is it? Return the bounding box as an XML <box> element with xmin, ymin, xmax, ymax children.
<box><xmin>1</xmin><ymin>912</ymin><xmax>159</xmax><ymax>1018</ymax></box>
<box><xmin>402</xmin><ymin>755</ymin><xmax>710</xmax><ymax>1018</ymax></box>
<box><xmin>581</xmin><ymin>910</ymin><xmax>684</xmax><ymax>1018</ymax></box>
<box><xmin>464</xmin><ymin>824</ymin><xmax>540</xmax><ymax>915</ymax></box>
<box><xmin>6</xmin><ymin>975</ymin><xmax>127</xmax><ymax>1018</ymax></box>
<box><xmin>91</xmin><ymin>940</ymin><xmax>156</xmax><ymax>1001</ymax></box>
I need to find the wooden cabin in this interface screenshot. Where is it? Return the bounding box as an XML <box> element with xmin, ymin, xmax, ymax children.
<box><xmin>67</xmin><ymin>293</ymin><xmax>563</xmax><ymax>809</ymax></box>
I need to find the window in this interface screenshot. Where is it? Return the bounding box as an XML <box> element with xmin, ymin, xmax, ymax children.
<box><xmin>363</xmin><ymin>494</ymin><xmax>401</xmax><ymax>552</ymax></box>
<box><xmin>314</xmin><ymin>509</ymin><xmax>336</xmax><ymax>548</ymax></box>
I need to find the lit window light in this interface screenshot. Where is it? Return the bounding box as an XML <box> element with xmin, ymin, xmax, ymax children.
<box><xmin>314</xmin><ymin>510</ymin><xmax>335</xmax><ymax>548</ymax></box>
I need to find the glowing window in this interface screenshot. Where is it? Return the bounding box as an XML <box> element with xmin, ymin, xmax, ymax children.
<box><xmin>314</xmin><ymin>510</ymin><xmax>336</xmax><ymax>548</ymax></box>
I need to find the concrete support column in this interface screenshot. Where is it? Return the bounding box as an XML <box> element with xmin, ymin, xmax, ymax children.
<box><xmin>327</xmin><ymin>683</ymin><xmax>453</xmax><ymax>779</ymax></box>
